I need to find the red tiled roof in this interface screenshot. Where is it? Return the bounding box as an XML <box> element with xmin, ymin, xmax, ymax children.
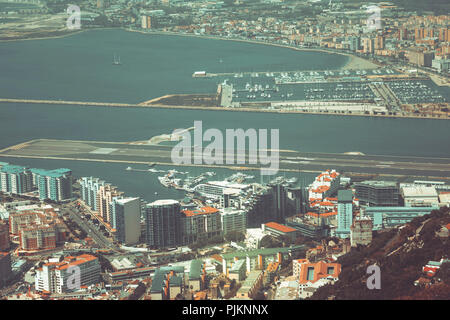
<box><xmin>57</xmin><ymin>254</ymin><xmax>97</xmax><ymax>271</ymax></box>
<box><xmin>298</xmin><ymin>260</ymin><xmax>341</xmax><ymax>284</ymax></box>
<box><xmin>265</xmin><ymin>222</ymin><xmax>296</xmax><ymax>233</ymax></box>
<box><xmin>306</xmin><ymin>212</ymin><xmax>337</xmax><ymax>218</ymax></box>
<box><xmin>182</xmin><ymin>206</ymin><xmax>219</xmax><ymax>217</ymax></box>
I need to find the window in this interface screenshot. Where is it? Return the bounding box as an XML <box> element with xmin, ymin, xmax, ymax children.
<box><xmin>327</xmin><ymin>266</ymin><xmax>334</xmax><ymax>275</ymax></box>
<box><xmin>306</xmin><ymin>267</ymin><xmax>315</xmax><ymax>281</ymax></box>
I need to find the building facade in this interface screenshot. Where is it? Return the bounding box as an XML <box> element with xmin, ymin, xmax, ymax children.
<box><xmin>35</xmin><ymin>254</ymin><xmax>101</xmax><ymax>293</ymax></box>
<box><xmin>80</xmin><ymin>177</ymin><xmax>105</xmax><ymax>211</ymax></box>
<box><xmin>110</xmin><ymin>197</ymin><xmax>141</xmax><ymax>245</ymax></box>
<box><xmin>0</xmin><ymin>164</ymin><xmax>33</xmax><ymax>195</ymax></box>
<box><xmin>0</xmin><ymin>221</ymin><xmax>10</xmax><ymax>251</ymax></box>
<box><xmin>32</xmin><ymin>168</ymin><xmax>73</xmax><ymax>202</ymax></box>
<box><xmin>220</xmin><ymin>208</ymin><xmax>247</xmax><ymax>236</ymax></box>
<box><xmin>180</xmin><ymin>207</ymin><xmax>222</xmax><ymax>245</ymax></box>
<box><xmin>354</xmin><ymin>181</ymin><xmax>400</xmax><ymax>206</ymax></box>
<box><xmin>350</xmin><ymin>216</ymin><xmax>373</xmax><ymax>246</ymax></box>
<box><xmin>9</xmin><ymin>211</ymin><xmax>67</xmax><ymax>251</ymax></box>
<box><xmin>145</xmin><ymin>200</ymin><xmax>182</xmax><ymax>248</ymax></box>
<box><xmin>363</xmin><ymin>206</ymin><xmax>439</xmax><ymax>230</ymax></box>
<box><xmin>0</xmin><ymin>252</ymin><xmax>12</xmax><ymax>288</ymax></box>
<box><xmin>336</xmin><ymin>190</ymin><xmax>353</xmax><ymax>239</ymax></box>
<box><xmin>401</xmin><ymin>186</ymin><xmax>439</xmax><ymax>207</ymax></box>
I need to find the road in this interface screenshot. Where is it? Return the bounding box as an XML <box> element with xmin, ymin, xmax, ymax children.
<box><xmin>63</xmin><ymin>203</ymin><xmax>118</xmax><ymax>251</ymax></box>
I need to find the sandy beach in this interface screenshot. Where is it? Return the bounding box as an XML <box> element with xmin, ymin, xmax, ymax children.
<box><xmin>0</xmin><ymin>26</ymin><xmax>379</xmax><ymax>70</ymax></box>
<box><xmin>126</xmin><ymin>29</ymin><xmax>380</xmax><ymax>70</ymax></box>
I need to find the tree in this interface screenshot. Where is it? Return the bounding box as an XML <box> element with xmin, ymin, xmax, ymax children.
<box><xmin>224</xmin><ymin>231</ymin><xmax>245</xmax><ymax>242</ymax></box>
<box><xmin>435</xmin><ymin>263</ymin><xmax>450</xmax><ymax>285</ymax></box>
<box><xmin>260</xmin><ymin>235</ymin><xmax>282</xmax><ymax>248</ymax></box>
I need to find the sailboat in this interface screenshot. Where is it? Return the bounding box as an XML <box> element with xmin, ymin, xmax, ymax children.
<box><xmin>113</xmin><ymin>53</ymin><xmax>121</xmax><ymax>66</ymax></box>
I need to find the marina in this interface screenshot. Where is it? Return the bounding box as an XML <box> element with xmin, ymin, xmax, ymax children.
<box><xmin>214</xmin><ymin>69</ymin><xmax>447</xmax><ymax>110</ymax></box>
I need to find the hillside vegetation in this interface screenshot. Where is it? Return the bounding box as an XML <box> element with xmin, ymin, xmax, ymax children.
<box><xmin>310</xmin><ymin>206</ymin><xmax>450</xmax><ymax>300</ymax></box>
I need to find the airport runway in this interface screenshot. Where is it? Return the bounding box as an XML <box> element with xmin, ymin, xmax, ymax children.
<box><xmin>0</xmin><ymin>139</ymin><xmax>449</xmax><ymax>179</ymax></box>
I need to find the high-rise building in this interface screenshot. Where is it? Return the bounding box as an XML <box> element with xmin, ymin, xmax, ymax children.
<box><xmin>35</xmin><ymin>254</ymin><xmax>101</xmax><ymax>293</ymax></box>
<box><xmin>354</xmin><ymin>180</ymin><xmax>399</xmax><ymax>206</ymax></box>
<box><xmin>141</xmin><ymin>15</ymin><xmax>152</xmax><ymax>29</ymax></box>
<box><xmin>110</xmin><ymin>197</ymin><xmax>141</xmax><ymax>245</ymax></box>
<box><xmin>0</xmin><ymin>221</ymin><xmax>10</xmax><ymax>251</ymax></box>
<box><xmin>0</xmin><ymin>252</ymin><xmax>12</xmax><ymax>288</ymax></box>
<box><xmin>0</xmin><ymin>164</ymin><xmax>33</xmax><ymax>195</ymax></box>
<box><xmin>98</xmin><ymin>184</ymin><xmax>123</xmax><ymax>222</ymax></box>
<box><xmin>336</xmin><ymin>190</ymin><xmax>353</xmax><ymax>239</ymax></box>
<box><xmin>439</xmin><ymin>28</ymin><xmax>448</xmax><ymax>42</ymax></box>
<box><xmin>349</xmin><ymin>36</ymin><xmax>361</xmax><ymax>51</ymax></box>
<box><xmin>362</xmin><ymin>38</ymin><xmax>374</xmax><ymax>54</ymax></box>
<box><xmin>180</xmin><ymin>207</ymin><xmax>222</xmax><ymax>245</ymax></box>
<box><xmin>31</xmin><ymin>168</ymin><xmax>73</xmax><ymax>202</ymax></box>
<box><xmin>415</xmin><ymin>27</ymin><xmax>424</xmax><ymax>40</ymax></box>
<box><xmin>220</xmin><ymin>208</ymin><xmax>247</xmax><ymax>236</ymax></box>
<box><xmin>398</xmin><ymin>28</ymin><xmax>408</xmax><ymax>40</ymax></box>
<box><xmin>374</xmin><ymin>35</ymin><xmax>385</xmax><ymax>50</ymax></box>
<box><xmin>221</xmin><ymin>188</ymin><xmax>239</xmax><ymax>208</ymax></box>
<box><xmin>424</xmin><ymin>28</ymin><xmax>434</xmax><ymax>39</ymax></box>
<box><xmin>286</xmin><ymin>186</ymin><xmax>304</xmax><ymax>215</ymax></box>
<box><xmin>406</xmin><ymin>49</ymin><xmax>435</xmax><ymax>67</ymax></box>
<box><xmin>80</xmin><ymin>177</ymin><xmax>106</xmax><ymax>211</ymax></box>
<box><xmin>145</xmin><ymin>200</ymin><xmax>181</xmax><ymax>248</ymax></box>
<box><xmin>268</xmin><ymin>182</ymin><xmax>288</xmax><ymax>222</ymax></box>
<box><xmin>246</xmin><ymin>185</ymin><xmax>276</xmax><ymax>228</ymax></box>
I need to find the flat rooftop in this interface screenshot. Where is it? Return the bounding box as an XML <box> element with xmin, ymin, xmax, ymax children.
<box><xmin>401</xmin><ymin>186</ymin><xmax>438</xmax><ymax>197</ymax></box>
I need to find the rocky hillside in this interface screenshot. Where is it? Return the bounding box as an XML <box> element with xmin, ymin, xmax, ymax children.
<box><xmin>310</xmin><ymin>206</ymin><xmax>450</xmax><ymax>300</ymax></box>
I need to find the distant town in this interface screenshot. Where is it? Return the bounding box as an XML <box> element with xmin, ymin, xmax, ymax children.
<box><xmin>0</xmin><ymin>0</ymin><xmax>449</xmax><ymax>118</ymax></box>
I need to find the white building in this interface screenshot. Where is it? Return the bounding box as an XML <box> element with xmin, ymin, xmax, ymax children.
<box><xmin>401</xmin><ymin>186</ymin><xmax>439</xmax><ymax>207</ymax></box>
<box><xmin>220</xmin><ymin>208</ymin><xmax>247</xmax><ymax>236</ymax></box>
<box><xmin>308</xmin><ymin>170</ymin><xmax>340</xmax><ymax>202</ymax></box>
<box><xmin>110</xmin><ymin>197</ymin><xmax>141</xmax><ymax>245</ymax></box>
<box><xmin>245</xmin><ymin>228</ymin><xmax>266</xmax><ymax>249</ymax></box>
<box><xmin>194</xmin><ymin>181</ymin><xmax>249</xmax><ymax>199</ymax></box>
<box><xmin>35</xmin><ymin>254</ymin><xmax>101</xmax><ymax>293</ymax></box>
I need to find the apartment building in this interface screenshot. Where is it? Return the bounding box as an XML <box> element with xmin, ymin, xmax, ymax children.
<box><xmin>35</xmin><ymin>254</ymin><xmax>101</xmax><ymax>293</ymax></box>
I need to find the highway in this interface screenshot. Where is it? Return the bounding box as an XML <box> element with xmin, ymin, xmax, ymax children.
<box><xmin>0</xmin><ymin>139</ymin><xmax>449</xmax><ymax>179</ymax></box>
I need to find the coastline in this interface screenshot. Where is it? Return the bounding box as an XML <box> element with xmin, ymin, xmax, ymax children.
<box><xmin>0</xmin><ymin>26</ymin><xmax>378</xmax><ymax>70</ymax></box>
<box><xmin>124</xmin><ymin>28</ymin><xmax>379</xmax><ymax>70</ymax></box>
<box><xmin>0</xmin><ymin>28</ymin><xmax>446</xmax><ymax>120</ymax></box>
<box><xmin>0</xmin><ymin>29</ymin><xmax>86</xmax><ymax>42</ymax></box>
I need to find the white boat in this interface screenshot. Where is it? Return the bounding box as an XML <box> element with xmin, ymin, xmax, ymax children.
<box><xmin>113</xmin><ymin>53</ymin><xmax>121</xmax><ymax>65</ymax></box>
<box><xmin>158</xmin><ymin>176</ymin><xmax>171</xmax><ymax>187</ymax></box>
